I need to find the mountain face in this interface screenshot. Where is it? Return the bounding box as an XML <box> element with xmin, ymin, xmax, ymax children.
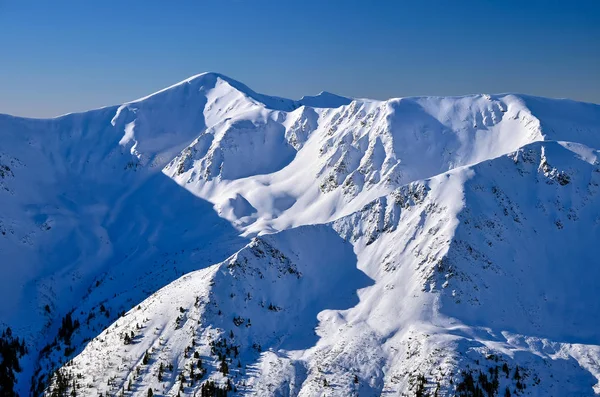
<box><xmin>0</xmin><ymin>72</ymin><xmax>599</xmax><ymax>397</ymax></box>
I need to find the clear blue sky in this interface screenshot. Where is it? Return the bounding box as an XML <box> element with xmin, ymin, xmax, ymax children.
<box><xmin>1</xmin><ymin>0</ymin><xmax>598</xmax><ymax>117</ymax></box>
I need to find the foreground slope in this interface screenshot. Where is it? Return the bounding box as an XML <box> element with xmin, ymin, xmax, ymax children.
<box><xmin>0</xmin><ymin>72</ymin><xmax>599</xmax><ymax>396</ymax></box>
<box><xmin>48</xmin><ymin>226</ymin><xmax>371</xmax><ymax>396</ymax></box>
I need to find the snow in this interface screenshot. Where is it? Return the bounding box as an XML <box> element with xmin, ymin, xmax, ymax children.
<box><xmin>0</xmin><ymin>72</ymin><xmax>599</xmax><ymax>396</ymax></box>
<box><xmin>299</xmin><ymin>92</ymin><xmax>352</xmax><ymax>109</ymax></box>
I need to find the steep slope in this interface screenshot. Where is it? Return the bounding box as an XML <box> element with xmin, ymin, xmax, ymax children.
<box><xmin>164</xmin><ymin>92</ymin><xmax>600</xmax><ymax>236</ymax></box>
<box><xmin>0</xmin><ymin>72</ymin><xmax>356</xmax><ymax>394</ymax></box>
<box><xmin>329</xmin><ymin>140</ymin><xmax>600</xmax><ymax>396</ymax></box>
<box><xmin>0</xmin><ymin>72</ymin><xmax>599</xmax><ymax>396</ymax></box>
<box><xmin>0</xmin><ymin>73</ymin><xmax>264</xmax><ymax>393</ymax></box>
<box><xmin>46</xmin><ymin>141</ymin><xmax>600</xmax><ymax>397</ymax></box>
<box><xmin>44</xmin><ymin>226</ymin><xmax>371</xmax><ymax>396</ymax></box>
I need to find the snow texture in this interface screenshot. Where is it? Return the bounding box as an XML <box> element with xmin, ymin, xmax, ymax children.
<box><xmin>0</xmin><ymin>72</ymin><xmax>599</xmax><ymax>396</ymax></box>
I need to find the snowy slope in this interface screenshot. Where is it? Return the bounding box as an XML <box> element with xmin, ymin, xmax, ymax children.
<box><xmin>46</xmin><ymin>140</ymin><xmax>600</xmax><ymax>397</ymax></box>
<box><xmin>164</xmin><ymin>90</ymin><xmax>600</xmax><ymax>237</ymax></box>
<box><xmin>46</xmin><ymin>225</ymin><xmax>370</xmax><ymax>396</ymax></box>
<box><xmin>330</xmin><ymin>140</ymin><xmax>600</xmax><ymax>396</ymax></box>
<box><xmin>0</xmin><ymin>72</ymin><xmax>599</xmax><ymax>396</ymax></box>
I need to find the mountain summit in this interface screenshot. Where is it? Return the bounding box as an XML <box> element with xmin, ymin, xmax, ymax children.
<box><xmin>0</xmin><ymin>73</ymin><xmax>599</xmax><ymax>396</ymax></box>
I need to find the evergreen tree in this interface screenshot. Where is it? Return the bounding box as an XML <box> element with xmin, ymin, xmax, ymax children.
<box><xmin>513</xmin><ymin>366</ymin><xmax>521</xmax><ymax>381</ymax></box>
<box><xmin>415</xmin><ymin>374</ymin><xmax>427</xmax><ymax>397</ymax></box>
<box><xmin>220</xmin><ymin>358</ymin><xmax>229</xmax><ymax>375</ymax></box>
<box><xmin>0</xmin><ymin>328</ymin><xmax>27</xmax><ymax>397</ymax></box>
<box><xmin>502</xmin><ymin>363</ymin><xmax>509</xmax><ymax>378</ymax></box>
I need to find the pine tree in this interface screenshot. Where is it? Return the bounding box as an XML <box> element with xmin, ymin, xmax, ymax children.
<box><xmin>0</xmin><ymin>328</ymin><xmax>27</xmax><ymax>396</ymax></box>
<box><xmin>415</xmin><ymin>374</ymin><xmax>427</xmax><ymax>397</ymax></box>
<box><xmin>220</xmin><ymin>358</ymin><xmax>229</xmax><ymax>375</ymax></box>
<box><xmin>502</xmin><ymin>363</ymin><xmax>510</xmax><ymax>377</ymax></box>
<box><xmin>513</xmin><ymin>366</ymin><xmax>521</xmax><ymax>381</ymax></box>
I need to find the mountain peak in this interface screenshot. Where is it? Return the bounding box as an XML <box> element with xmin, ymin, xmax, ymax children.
<box><xmin>299</xmin><ymin>90</ymin><xmax>352</xmax><ymax>108</ymax></box>
<box><xmin>3</xmin><ymin>73</ymin><xmax>600</xmax><ymax>396</ymax></box>
<box><xmin>130</xmin><ymin>72</ymin><xmax>355</xmax><ymax>112</ymax></box>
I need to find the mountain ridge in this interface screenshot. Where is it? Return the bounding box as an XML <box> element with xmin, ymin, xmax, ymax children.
<box><xmin>0</xmin><ymin>73</ymin><xmax>599</xmax><ymax>396</ymax></box>
<box><xmin>4</xmin><ymin>72</ymin><xmax>599</xmax><ymax>122</ymax></box>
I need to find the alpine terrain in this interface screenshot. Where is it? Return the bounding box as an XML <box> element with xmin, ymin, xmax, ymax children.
<box><xmin>1</xmin><ymin>72</ymin><xmax>599</xmax><ymax>397</ymax></box>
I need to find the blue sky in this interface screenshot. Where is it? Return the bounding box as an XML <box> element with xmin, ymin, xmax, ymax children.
<box><xmin>0</xmin><ymin>0</ymin><xmax>598</xmax><ymax>117</ymax></box>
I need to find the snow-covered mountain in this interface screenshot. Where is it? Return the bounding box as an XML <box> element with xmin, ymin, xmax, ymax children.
<box><xmin>0</xmin><ymin>72</ymin><xmax>599</xmax><ymax>397</ymax></box>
